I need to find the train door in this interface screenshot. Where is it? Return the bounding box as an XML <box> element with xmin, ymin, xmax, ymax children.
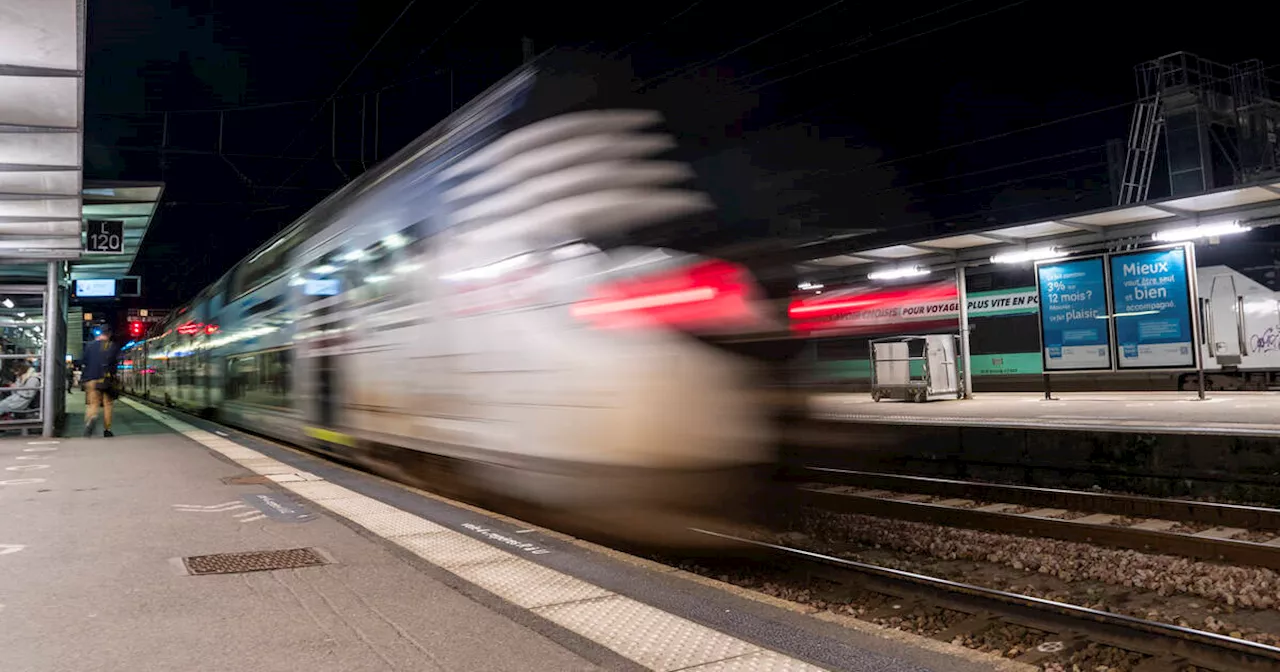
<box><xmin>293</xmin><ymin>260</ymin><xmax>347</xmax><ymax>433</ymax></box>
<box><xmin>1206</xmin><ymin>273</ymin><xmax>1244</xmax><ymax>366</ymax></box>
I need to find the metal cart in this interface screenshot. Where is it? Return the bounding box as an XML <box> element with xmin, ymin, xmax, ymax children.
<box><xmin>869</xmin><ymin>334</ymin><xmax>963</xmax><ymax>402</ymax></box>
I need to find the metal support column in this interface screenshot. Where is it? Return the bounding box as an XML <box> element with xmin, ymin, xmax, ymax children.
<box><xmin>41</xmin><ymin>261</ymin><xmax>60</xmax><ymax>437</ymax></box>
<box><xmin>955</xmin><ymin>265</ymin><xmax>974</xmax><ymax>399</ymax></box>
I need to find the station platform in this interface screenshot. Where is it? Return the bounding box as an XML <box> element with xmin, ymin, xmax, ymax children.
<box><xmin>0</xmin><ymin>395</ymin><xmax>1017</xmax><ymax>672</ymax></box>
<box><xmin>809</xmin><ymin>390</ymin><xmax>1280</xmax><ymax>437</ymax></box>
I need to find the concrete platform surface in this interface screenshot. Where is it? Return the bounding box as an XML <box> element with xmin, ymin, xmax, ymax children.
<box><xmin>0</xmin><ymin>395</ymin><xmax>1027</xmax><ymax>672</ymax></box>
<box><xmin>0</xmin><ymin>407</ymin><xmax>600</xmax><ymax>672</ymax></box>
<box><xmin>810</xmin><ymin>390</ymin><xmax>1280</xmax><ymax>436</ymax></box>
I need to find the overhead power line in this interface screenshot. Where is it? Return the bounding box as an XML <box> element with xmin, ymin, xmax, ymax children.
<box><xmin>746</xmin><ymin>0</ymin><xmax>1035</xmax><ymax>92</ymax></box>
<box><xmin>637</xmin><ymin>0</ymin><xmax>848</xmax><ymax>90</ymax></box>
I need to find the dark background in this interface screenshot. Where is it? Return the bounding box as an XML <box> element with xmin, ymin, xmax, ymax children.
<box><xmin>82</xmin><ymin>0</ymin><xmax>1280</xmax><ymax>306</ymax></box>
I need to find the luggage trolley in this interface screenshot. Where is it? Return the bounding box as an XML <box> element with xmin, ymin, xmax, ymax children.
<box><xmin>869</xmin><ymin>334</ymin><xmax>964</xmax><ymax>402</ymax></box>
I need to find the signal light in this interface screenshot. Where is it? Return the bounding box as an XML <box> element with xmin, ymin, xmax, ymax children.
<box><xmin>129</xmin><ymin>321</ymin><xmax>144</xmax><ymax>338</ymax></box>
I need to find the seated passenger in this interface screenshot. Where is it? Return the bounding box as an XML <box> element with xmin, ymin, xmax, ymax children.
<box><xmin>0</xmin><ymin>362</ymin><xmax>41</xmax><ymax>416</ymax></box>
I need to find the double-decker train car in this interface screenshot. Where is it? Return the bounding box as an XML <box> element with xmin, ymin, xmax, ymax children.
<box><xmin>121</xmin><ymin>51</ymin><xmax>792</xmax><ymax>548</ymax></box>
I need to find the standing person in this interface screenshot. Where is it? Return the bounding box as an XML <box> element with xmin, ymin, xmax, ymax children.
<box><xmin>81</xmin><ymin>326</ymin><xmax>119</xmax><ymax>437</ymax></box>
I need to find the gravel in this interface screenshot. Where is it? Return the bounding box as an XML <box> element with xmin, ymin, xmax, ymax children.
<box><xmin>872</xmin><ymin>606</ymin><xmax>967</xmax><ymax>637</ymax></box>
<box><xmin>801</xmin><ymin>509</ymin><xmax>1280</xmax><ymax>611</ymax></box>
<box><xmin>1039</xmin><ymin>642</ymin><xmax>1147</xmax><ymax>672</ymax></box>
<box><xmin>950</xmin><ymin>623</ymin><xmax>1047</xmax><ymax>658</ymax></box>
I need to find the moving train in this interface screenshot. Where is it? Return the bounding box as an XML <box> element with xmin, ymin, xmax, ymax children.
<box><xmin>119</xmin><ymin>51</ymin><xmax>793</xmax><ymax>548</ymax></box>
<box><xmin>790</xmin><ymin>262</ymin><xmax>1280</xmax><ymax>392</ymax></box>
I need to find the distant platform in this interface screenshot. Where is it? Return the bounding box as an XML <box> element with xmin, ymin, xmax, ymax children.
<box><xmin>808</xmin><ymin>391</ymin><xmax>1280</xmax><ymax>437</ymax></box>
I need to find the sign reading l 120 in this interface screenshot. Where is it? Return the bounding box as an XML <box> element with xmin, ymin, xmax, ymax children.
<box><xmin>1036</xmin><ymin>256</ymin><xmax>1113</xmax><ymax>371</ymax></box>
<box><xmin>85</xmin><ymin>220</ymin><xmax>124</xmax><ymax>254</ymax></box>
<box><xmin>1109</xmin><ymin>246</ymin><xmax>1196</xmax><ymax>369</ymax></box>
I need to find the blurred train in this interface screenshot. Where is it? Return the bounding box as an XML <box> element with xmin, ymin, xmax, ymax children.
<box><xmin>789</xmin><ymin>263</ymin><xmax>1280</xmax><ymax>392</ymax></box>
<box><xmin>119</xmin><ymin>51</ymin><xmax>796</xmax><ymax>549</ymax></box>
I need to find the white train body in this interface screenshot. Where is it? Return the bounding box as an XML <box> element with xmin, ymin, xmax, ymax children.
<box><xmin>122</xmin><ymin>53</ymin><xmax>784</xmax><ymax>547</ymax></box>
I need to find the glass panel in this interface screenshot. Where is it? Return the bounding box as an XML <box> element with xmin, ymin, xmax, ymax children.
<box><xmin>0</xmin><ymin>291</ymin><xmax>45</xmax><ymax>425</ymax></box>
<box><xmin>225</xmin><ymin>349</ymin><xmax>291</xmax><ymax>409</ymax></box>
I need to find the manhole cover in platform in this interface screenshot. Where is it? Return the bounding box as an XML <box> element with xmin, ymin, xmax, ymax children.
<box><xmin>182</xmin><ymin>548</ymin><xmax>328</xmax><ymax>575</ymax></box>
<box><xmin>221</xmin><ymin>475</ymin><xmax>271</xmax><ymax>485</ymax></box>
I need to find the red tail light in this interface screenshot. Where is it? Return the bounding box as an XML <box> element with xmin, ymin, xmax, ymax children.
<box><xmin>572</xmin><ymin>259</ymin><xmax>757</xmax><ymax>330</ymax></box>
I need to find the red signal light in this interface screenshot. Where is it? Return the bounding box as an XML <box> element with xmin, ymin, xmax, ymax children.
<box><xmin>129</xmin><ymin>321</ymin><xmax>144</xmax><ymax>338</ymax></box>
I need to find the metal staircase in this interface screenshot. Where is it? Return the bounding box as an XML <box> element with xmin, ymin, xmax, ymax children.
<box><xmin>1118</xmin><ymin>90</ymin><xmax>1164</xmax><ymax>205</ymax></box>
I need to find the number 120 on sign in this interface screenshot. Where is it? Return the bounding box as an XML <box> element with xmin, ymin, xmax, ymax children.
<box><xmin>85</xmin><ymin>220</ymin><xmax>124</xmax><ymax>254</ymax></box>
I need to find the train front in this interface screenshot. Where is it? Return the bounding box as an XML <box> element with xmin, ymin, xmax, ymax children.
<box><xmin>432</xmin><ymin>53</ymin><xmax>798</xmax><ymax>550</ymax></box>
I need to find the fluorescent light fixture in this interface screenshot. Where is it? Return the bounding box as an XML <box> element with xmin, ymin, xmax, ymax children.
<box><xmin>868</xmin><ymin>266</ymin><xmax>930</xmax><ymax>281</ymax></box>
<box><xmin>383</xmin><ymin>233</ymin><xmax>408</xmax><ymax>249</ymax></box>
<box><xmin>798</xmin><ymin>281</ymin><xmax>825</xmax><ymax>291</ymax></box>
<box><xmin>312</xmin><ymin>264</ymin><xmax>338</xmax><ymax>275</ymax></box>
<box><xmin>1153</xmin><ymin>221</ymin><xmax>1251</xmax><ymax>242</ymax></box>
<box><xmin>2</xmin><ymin>299</ymin><xmax>13</xmax><ymax>309</ymax></box>
<box><xmin>340</xmin><ymin>249</ymin><xmax>366</xmax><ymax>262</ymax></box>
<box><xmin>1096</xmin><ymin>310</ymin><xmax>1161</xmax><ymax>320</ymax></box>
<box><xmin>991</xmin><ymin>247</ymin><xmax>1065</xmax><ymax>265</ymax></box>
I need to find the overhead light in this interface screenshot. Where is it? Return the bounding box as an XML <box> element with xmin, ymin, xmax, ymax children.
<box><xmin>868</xmin><ymin>266</ymin><xmax>930</xmax><ymax>281</ymax></box>
<box><xmin>798</xmin><ymin>281</ymin><xmax>825</xmax><ymax>291</ymax></box>
<box><xmin>340</xmin><ymin>249</ymin><xmax>366</xmax><ymax>262</ymax></box>
<box><xmin>991</xmin><ymin>247</ymin><xmax>1066</xmax><ymax>265</ymax></box>
<box><xmin>2</xmin><ymin>299</ymin><xmax>13</xmax><ymax>309</ymax></box>
<box><xmin>383</xmin><ymin>233</ymin><xmax>408</xmax><ymax>249</ymax></box>
<box><xmin>1153</xmin><ymin>221</ymin><xmax>1251</xmax><ymax>242</ymax></box>
<box><xmin>312</xmin><ymin>264</ymin><xmax>337</xmax><ymax>275</ymax></box>
<box><xmin>15</xmin><ymin>312</ymin><xmax>24</xmax><ymax>318</ymax></box>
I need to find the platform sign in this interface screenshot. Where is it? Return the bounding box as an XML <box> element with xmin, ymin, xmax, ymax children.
<box><xmin>1108</xmin><ymin>244</ymin><xmax>1197</xmax><ymax>369</ymax></box>
<box><xmin>1036</xmin><ymin>256</ymin><xmax>1113</xmax><ymax>371</ymax></box>
<box><xmin>84</xmin><ymin>220</ymin><xmax>125</xmax><ymax>254</ymax></box>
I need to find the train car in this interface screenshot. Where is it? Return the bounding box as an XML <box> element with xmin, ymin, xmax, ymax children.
<box><xmin>790</xmin><ymin>263</ymin><xmax>1280</xmax><ymax>392</ymax></box>
<box><xmin>120</xmin><ymin>51</ymin><xmax>793</xmax><ymax>549</ymax></box>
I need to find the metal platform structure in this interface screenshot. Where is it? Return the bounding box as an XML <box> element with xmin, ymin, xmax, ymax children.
<box><xmin>0</xmin><ymin>0</ymin><xmax>86</xmax><ymax>436</ymax></box>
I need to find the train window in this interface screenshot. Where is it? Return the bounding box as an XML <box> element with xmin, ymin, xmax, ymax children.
<box><xmin>231</xmin><ymin>227</ymin><xmax>307</xmax><ymax>298</ymax></box>
<box><xmin>349</xmin><ymin>237</ymin><xmax>409</xmax><ymax>306</ymax></box>
<box><xmin>225</xmin><ymin>349</ymin><xmax>292</xmax><ymax>408</ymax></box>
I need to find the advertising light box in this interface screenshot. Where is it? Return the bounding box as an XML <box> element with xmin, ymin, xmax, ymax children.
<box><xmin>1036</xmin><ymin>256</ymin><xmax>1112</xmax><ymax>371</ymax></box>
<box><xmin>1109</xmin><ymin>245</ymin><xmax>1197</xmax><ymax>369</ymax></box>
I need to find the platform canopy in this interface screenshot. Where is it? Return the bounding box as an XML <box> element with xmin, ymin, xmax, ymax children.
<box><xmin>73</xmin><ymin>181</ymin><xmax>164</xmax><ymax>281</ymax></box>
<box><xmin>789</xmin><ymin>181</ymin><xmax>1280</xmax><ymax>278</ymax></box>
<box><xmin>0</xmin><ymin>0</ymin><xmax>85</xmax><ymax>269</ymax></box>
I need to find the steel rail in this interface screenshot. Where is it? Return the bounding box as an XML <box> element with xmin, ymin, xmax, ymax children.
<box><xmin>693</xmin><ymin>528</ymin><xmax>1280</xmax><ymax>671</ymax></box>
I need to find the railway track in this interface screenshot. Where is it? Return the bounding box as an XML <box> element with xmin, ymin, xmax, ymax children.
<box><xmin>792</xmin><ymin>467</ymin><xmax>1280</xmax><ymax>571</ymax></box>
<box><xmin>693</xmin><ymin>528</ymin><xmax>1280</xmax><ymax>671</ymax></box>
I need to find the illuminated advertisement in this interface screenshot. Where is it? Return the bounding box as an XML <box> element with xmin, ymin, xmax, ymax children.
<box><xmin>1036</xmin><ymin>256</ymin><xmax>1112</xmax><ymax>371</ymax></box>
<box><xmin>1109</xmin><ymin>245</ymin><xmax>1196</xmax><ymax>369</ymax></box>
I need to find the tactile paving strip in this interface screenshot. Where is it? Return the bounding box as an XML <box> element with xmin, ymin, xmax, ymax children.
<box><xmin>393</xmin><ymin>532</ymin><xmax>512</xmax><ymax>569</ymax></box>
<box><xmin>280</xmin><ymin>481</ymin><xmax>360</xmax><ymax>501</ymax></box>
<box><xmin>320</xmin><ymin>497</ymin><xmax>404</xmax><ymax>518</ymax></box>
<box><xmin>452</xmin><ymin>558</ymin><xmax>613</xmax><ymax>608</ymax></box>
<box><xmin>533</xmin><ymin>594</ymin><xmax>758</xmax><ymax>671</ymax></box>
<box><xmin>183</xmin><ymin>548</ymin><xmax>328</xmax><ymax>575</ymax></box>
<box><xmin>343</xmin><ymin>511</ymin><xmax>449</xmax><ymax>538</ymax></box>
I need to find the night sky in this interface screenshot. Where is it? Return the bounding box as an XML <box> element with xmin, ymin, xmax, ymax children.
<box><xmin>83</xmin><ymin>0</ymin><xmax>1280</xmax><ymax>307</ymax></box>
